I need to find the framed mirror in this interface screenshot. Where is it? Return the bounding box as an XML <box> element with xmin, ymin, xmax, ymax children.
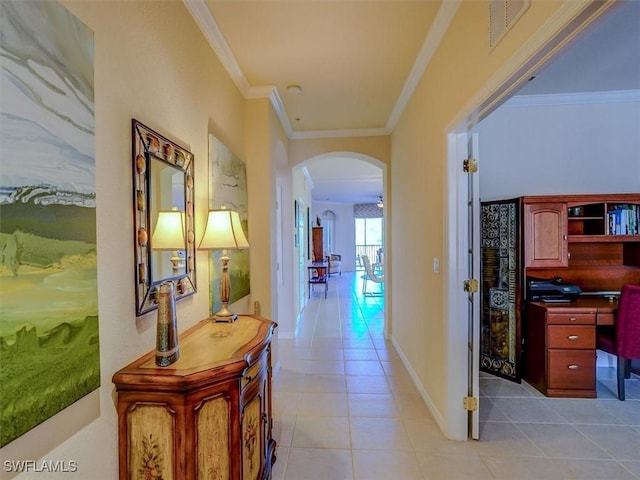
<box><xmin>132</xmin><ymin>119</ymin><xmax>196</xmax><ymax>316</ymax></box>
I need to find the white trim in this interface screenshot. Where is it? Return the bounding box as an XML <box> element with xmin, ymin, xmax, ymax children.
<box><xmin>444</xmin><ymin>133</ymin><xmax>471</xmax><ymax>441</ymax></box>
<box><xmin>386</xmin><ymin>0</ymin><xmax>462</xmax><ymax>131</ymax></box>
<box><xmin>447</xmin><ymin>0</ymin><xmax>611</xmax><ymax>131</ymax></box>
<box><xmin>506</xmin><ymin>89</ymin><xmax>640</xmax><ymax>107</ymax></box>
<box><xmin>300</xmin><ymin>166</ymin><xmax>314</xmax><ymax>190</ymax></box>
<box><xmin>183</xmin><ymin>0</ymin><xmax>451</xmax><ymax>140</ymax></box>
<box><xmin>391</xmin><ymin>336</ymin><xmax>444</xmax><ymax>430</ymax></box>
<box><xmin>182</xmin><ymin>0</ymin><xmax>250</xmax><ymax>95</ymax></box>
<box><xmin>289</xmin><ymin>128</ymin><xmax>390</xmax><ymax>140</ymax></box>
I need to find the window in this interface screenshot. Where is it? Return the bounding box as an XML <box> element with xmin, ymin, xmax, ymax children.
<box><xmin>355</xmin><ymin>217</ymin><xmax>383</xmax><ymax>265</ymax></box>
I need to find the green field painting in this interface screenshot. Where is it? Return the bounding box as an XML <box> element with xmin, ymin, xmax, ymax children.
<box><xmin>0</xmin><ymin>1</ymin><xmax>98</xmax><ymax>446</ymax></box>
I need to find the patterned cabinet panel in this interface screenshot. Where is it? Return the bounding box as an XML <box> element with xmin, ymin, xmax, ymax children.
<box><xmin>196</xmin><ymin>395</ymin><xmax>231</xmax><ymax>480</ymax></box>
<box><xmin>127</xmin><ymin>403</ymin><xmax>175</xmax><ymax>480</ymax></box>
<box><xmin>242</xmin><ymin>390</ymin><xmax>264</xmax><ymax>480</ymax></box>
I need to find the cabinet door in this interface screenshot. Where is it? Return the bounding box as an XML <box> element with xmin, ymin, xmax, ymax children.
<box><xmin>524</xmin><ymin>202</ymin><xmax>568</xmax><ymax>267</ymax></box>
<box><xmin>241</xmin><ymin>377</ymin><xmax>266</xmax><ymax>480</ymax></box>
<box><xmin>195</xmin><ymin>394</ymin><xmax>231</xmax><ymax>480</ymax></box>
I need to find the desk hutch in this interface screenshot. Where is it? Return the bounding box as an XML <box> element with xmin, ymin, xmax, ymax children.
<box><xmin>481</xmin><ymin>193</ymin><xmax>639</xmax><ymax>396</ymax></box>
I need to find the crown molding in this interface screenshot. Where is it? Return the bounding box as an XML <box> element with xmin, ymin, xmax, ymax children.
<box><xmin>183</xmin><ymin>0</ymin><xmax>448</xmax><ymax>140</ymax></box>
<box><xmin>300</xmin><ymin>166</ymin><xmax>314</xmax><ymax>190</ymax></box>
<box><xmin>183</xmin><ymin>0</ymin><xmax>250</xmax><ymax>95</ymax></box>
<box><xmin>386</xmin><ymin>0</ymin><xmax>461</xmax><ymax>131</ymax></box>
<box><xmin>505</xmin><ymin>89</ymin><xmax>640</xmax><ymax>107</ymax></box>
<box><xmin>289</xmin><ymin>128</ymin><xmax>391</xmax><ymax>140</ymax></box>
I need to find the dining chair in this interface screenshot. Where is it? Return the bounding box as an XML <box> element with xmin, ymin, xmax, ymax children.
<box><xmin>596</xmin><ymin>284</ymin><xmax>640</xmax><ymax>400</ymax></box>
<box><xmin>361</xmin><ymin>254</ymin><xmax>384</xmax><ymax>296</ymax></box>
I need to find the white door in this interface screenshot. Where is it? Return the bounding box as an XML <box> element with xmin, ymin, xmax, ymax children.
<box><xmin>466</xmin><ymin>133</ymin><xmax>481</xmax><ymax>440</ymax></box>
<box><xmin>447</xmin><ymin>132</ymin><xmax>481</xmax><ymax>440</ymax></box>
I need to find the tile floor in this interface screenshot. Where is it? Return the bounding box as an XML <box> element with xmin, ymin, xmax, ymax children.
<box><xmin>271</xmin><ymin>271</ymin><xmax>640</xmax><ymax>479</ymax></box>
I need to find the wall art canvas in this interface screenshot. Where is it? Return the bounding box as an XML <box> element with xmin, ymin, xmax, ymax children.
<box><xmin>0</xmin><ymin>1</ymin><xmax>98</xmax><ymax>446</ymax></box>
<box><xmin>208</xmin><ymin>134</ymin><xmax>250</xmax><ymax>314</ymax></box>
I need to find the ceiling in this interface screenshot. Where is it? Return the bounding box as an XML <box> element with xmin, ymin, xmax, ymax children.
<box><xmin>188</xmin><ymin>0</ymin><xmax>640</xmax><ymax>205</ymax></box>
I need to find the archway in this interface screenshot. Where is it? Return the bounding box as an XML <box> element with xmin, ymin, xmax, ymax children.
<box><xmin>290</xmin><ymin>151</ymin><xmax>389</xmax><ymax>337</ymax></box>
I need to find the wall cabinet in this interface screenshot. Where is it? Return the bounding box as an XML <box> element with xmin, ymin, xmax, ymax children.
<box><xmin>524</xmin><ymin>194</ymin><xmax>640</xmax><ymax>293</ymax></box>
<box><xmin>523</xmin><ymin>202</ymin><xmax>568</xmax><ymax>268</ymax></box>
<box><xmin>112</xmin><ymin>315</ymin><xmax>277</xmax><ymax>480</ymax></box>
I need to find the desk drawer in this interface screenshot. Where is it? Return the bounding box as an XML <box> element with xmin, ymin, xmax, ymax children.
<box><xmin>547</xmin><ymin>326</ymin><xmax>595</xmax><ymax>349</ymax></box>
<box><xmin>597</xmin><ymin>313</ymin><xmax>615</xmax><ymax>326</ymax></box>
<box><xmin>548</xmin><ymin>350</ymin><xmax>595</xmax><ymax>390</ymax></box>
<box><xmin>547</xmin><ymin>313</ymin><xmax>595</xmax><ymax>325</ymax></box>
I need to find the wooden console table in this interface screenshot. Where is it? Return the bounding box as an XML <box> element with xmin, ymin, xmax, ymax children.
<box><xmin>112</xmin><ymin>315</ymin><xmax>277</xmax><ymax>480</ymax></box>
<box><xmin>524</xmin><ymin>297</ymin><xmax>618</xmax><ymax>398</ymax></box>
<box><xmin>308</xmin><ymin>262</ymin><xmax>328</xmax><ymax>298</ymax></box>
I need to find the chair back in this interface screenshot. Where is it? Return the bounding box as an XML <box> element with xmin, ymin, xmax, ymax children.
<box><xmin>361</xmin><ymin>255</ymin><xmax>383</xmax><ymax>283</ymax></box>
<box><xmin>616</xmin><ymin>284</ymin><xmax>640</xmax><ymax>359</ymax></box>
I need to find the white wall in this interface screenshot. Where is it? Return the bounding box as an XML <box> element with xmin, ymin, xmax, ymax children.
<box><xmin>475</xmin><ymin>95</ymin><xmax>640</xmax><ymax>200</ymax></box>
<box><xmin>312</xmin><ymin>202</ymin><xmax>357</xmax><ymax>272</ymax></box>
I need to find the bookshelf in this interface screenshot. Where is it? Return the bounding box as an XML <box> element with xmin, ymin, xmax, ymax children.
<box><xmin>524</xmin><ymin>193</ymin><xmax>640</xmax><ymax>293</ymax></box>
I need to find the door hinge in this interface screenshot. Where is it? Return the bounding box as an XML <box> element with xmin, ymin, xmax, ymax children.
<box><xmin>463</xmin><ymin>157</ymin><xmax>478</xmax><ymax>173</ymax></box>
<box><xmin>463</xmin><ymin>278</ymin><xmax>478</xmax><ymax>293</ymax></box>
<box><xmin>463</xmin><ymin>396</ymin><xmax>478</xmax><ymax>411</ymax></box>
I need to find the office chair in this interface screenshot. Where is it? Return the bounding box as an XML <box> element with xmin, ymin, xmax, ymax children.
<box><xmin>596</xmin><ymin>284</ymin><xmax>640</xmax><ymax>400</ymax></box>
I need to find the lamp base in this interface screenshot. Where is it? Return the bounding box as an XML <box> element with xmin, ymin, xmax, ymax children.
<box><xmin>212</xmin><ymin>305</ymin><xmax>238</xmax><ymax>323</ymax></box>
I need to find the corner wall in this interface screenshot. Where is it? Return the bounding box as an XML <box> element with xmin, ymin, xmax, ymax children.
<box><xmin>390</xmin><ymin>0</ymin><xmax>601</xmax><ymax>438</ymax></box>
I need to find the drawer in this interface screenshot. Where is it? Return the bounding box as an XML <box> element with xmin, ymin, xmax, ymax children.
<box><xmin>547</xmin><ymin>325</ymin><xmax>595</xmax><ymax>349</ymax></box>
<box><xmin>241</xmin><ymin>358</ymin><xmax>265</xmax><ymax>389</ymax></box>
<box><xmin>548</xmin><ymin>349</ymin><xmax>595</xmax><ymax>390</ymax></box>
<box><xmin>547</xmin><ymin>313</ymin><xmax>595</xmax><ymax>325</ymax></box>
<box><xmin>597</xmin><ymin>313</ymin><xmax>615</xmax><ymax>326</ymax></box>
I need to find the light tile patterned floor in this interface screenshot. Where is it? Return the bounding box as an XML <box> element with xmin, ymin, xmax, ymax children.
<box><xmin>272</xmin><ymin>271</ymin><xmax>640</xmax><ymax>479</ymax></box>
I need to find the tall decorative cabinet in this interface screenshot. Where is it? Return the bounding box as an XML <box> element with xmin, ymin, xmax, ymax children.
<box><xmin>481</xmin><ymin>193</ymin><xmax>640</xmax><ymax>388</ymax></box>
<box><xmin>312</xmin><ymin>226</ymin><xmax>324</xmax><ymax>262</ymax></box>
<box><xmin>112</xmin><ymin>315</ymin><xmax>277</xmax><ymax>480</ymax></box>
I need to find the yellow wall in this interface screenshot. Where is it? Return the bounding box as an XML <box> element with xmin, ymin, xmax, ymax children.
<box><xmin>289</xmin><ymin>135</ymin><xmax>390</xmax><ymax>168</ymax></box>
<box><xmin>1</xmin><ymin>1</ymin><xmax>251</xmax><ymax>477</ymax></box>
<box><xmin>390</xmin><ymin>0</ymin><xmax>601</xmax><ymax>437</ymax></box>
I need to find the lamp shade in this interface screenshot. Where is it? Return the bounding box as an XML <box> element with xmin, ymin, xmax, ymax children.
<box><xmin>151</xmin><ymin>210</ymin><xmax>185</xmax><ymax>250</ymax></box>
<box><xmin>199</xmin><ymin>209</ymin><xmax>249</xmax><ymax>250</ymax></box>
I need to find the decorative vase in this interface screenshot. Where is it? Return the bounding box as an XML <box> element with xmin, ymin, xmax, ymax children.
<box><xmin>155</xmin><ymin>281</ymin><xmax>179</xmax><ymax>367</ymax></box>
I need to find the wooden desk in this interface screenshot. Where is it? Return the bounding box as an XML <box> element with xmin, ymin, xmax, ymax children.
<box><xmin>308</xmin><ymin>262</ymin><xmax>328</xmax><ymax>298</ymax></box>
<box><xmin>524</xmin><ymin>297</ymin><xmax>618</xmax><ymax>398</ymax></box>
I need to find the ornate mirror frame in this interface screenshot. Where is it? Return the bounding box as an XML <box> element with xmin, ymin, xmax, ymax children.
<box><xmin>132</xmin><ymin>119</ymin><xmax>196</xmax><ymax>316</ymax></box>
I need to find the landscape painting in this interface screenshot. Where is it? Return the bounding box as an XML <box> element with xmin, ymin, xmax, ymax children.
<box><xmin>0</xmin><ymin>1</ymin><xmax>98</xmax><ymax>446</ymax></box>
<box><xmin>208</xmin><ymin>134</ymin><xmax>250</xmax><ymax>314</ymax></box>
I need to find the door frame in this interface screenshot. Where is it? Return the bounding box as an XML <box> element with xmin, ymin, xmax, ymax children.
<box><xmin>444</xmin><ymin>0</ymin><xmax>617</xmax><ymax>440</ymax></box>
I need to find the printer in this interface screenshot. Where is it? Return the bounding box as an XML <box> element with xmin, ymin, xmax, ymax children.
<box><xmin>527</xmin><ymin>277</ymin><xmax>582</xmax><ymax>302</ymax></box>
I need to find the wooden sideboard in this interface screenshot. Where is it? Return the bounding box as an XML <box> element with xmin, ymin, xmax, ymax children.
<box><xmin>524</xmin><ymin>298</ymin><xmax>618</xmax><ymax>398</ymax></box>
<box><xmin>112</xmin><ymin>315</ymin><xmax>277</xmax><ymax>480</ymax></box>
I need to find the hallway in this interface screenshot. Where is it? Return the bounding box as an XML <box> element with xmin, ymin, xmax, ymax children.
<box><xmin>271</xmin><ymin>271</ymin><xmax>640</xmax><ymax>479</ymax></box>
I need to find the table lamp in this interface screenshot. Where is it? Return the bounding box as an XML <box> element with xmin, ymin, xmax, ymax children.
<box><xmin>198</xmin><ymin>207</ymin><xmax>249</xmax><ymax>322</ymax></box>
<box><xmin>151</xmin><ymin>210</ymin><xmax>186</xmax><ymax>275</ymax></box>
